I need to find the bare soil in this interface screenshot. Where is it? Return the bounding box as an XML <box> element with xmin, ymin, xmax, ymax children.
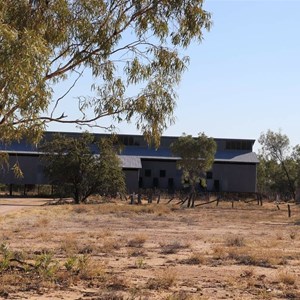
<box><xmin>0</xmin><ymin>197</ymin><xmax>300</xmax><ymax>299</ymax></box>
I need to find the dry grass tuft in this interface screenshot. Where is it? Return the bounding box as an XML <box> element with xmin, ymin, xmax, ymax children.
<box><xmin>147</xmin><ymin>268</ymin><xmax>177</xmax><ymax>290</ymax></box>
<box><xmin>101</xmin><ymin>238</ymin><xmax>122</xmax><ymax>253</ymax></box>
<box><xmin>164</xmin><ymin>291</ymin><xmax>198</xmax><ymax>300</ymax></box>
<box><xmin>277</xmin><ymin>271</ymin><xmax>296</xmax><ymax>285</ymax></box>
<box><xmin>77</xmin><ymin>255</ymin><xmax>106</xmax><ymax>280</ymax></box>
<box><xmin>227</xmin><ymin>249</ymin><xmax>273</xmax><ymax>268</ymax></box>
<box><xmin>60</xmin><ymin>234</ymin><xmax>79</xmax><ymax>255</ymax></box>
<box><xmin>127</xmin><ymin>234</ymin><xmax>147</xmax><ymax>248</ymax></box>
<box><xmin>127</xmin><ymin>248</ymin><xmax>145</xmax><ymax>257</ymax></box>
<box><xmin>212</xmin><ymin>246</ymin><xmax>227</xmax><ymax>260</ymax></box>
<box><xmin>34</xmin><ymin>217</ymin><xmax>50</xmax><ymax>227</ymax></box>
<box><xmin>240</xmin><ymin>268</ymin><xmax>254</xmax><ymax>278</ymax></box>
<box><xmin>106</xmin><ymin>275</ymin><xmax>129</xmax><ymax>291</ymax></box>
<box><xmin>289</xmin><ymin>231</ymin><xmax>297</xmax><ymax>240</ymax></box>
<box><xmin>160</xmin><ymin>241</ymin><xmax>189</xmax><ymax>254</ymax></box>
<box><xmin>225</xmin><ymin>235</ymin><xmax>245</xmax><ymax>247</ymax></box>
<box><xmin>72</xmin><ymin>204</ymin><xmax>89</xmax><ymax>214</ymax></box>
<box><xmin>181</xmin><ymin>252</ymin><xmax>205</xmax><ymax>265</ymax></box>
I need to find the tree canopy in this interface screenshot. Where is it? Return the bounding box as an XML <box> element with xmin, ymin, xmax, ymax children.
<box><xmin>0</xmin><ymin>0</ymin><xmax>211</xmax><ymax>145</ymax></box>
<box><xmin>170</xmin><ymin>133</ymin><xmax>216</xmax><ymax>207</ymax></box>
<box><xmin>258</xmin><ymin>130</ymin><xmax>300</xmax><ymax>199</ymax></box>
<box><xmin>40</xmin><ymin>132</ymin><xmax>126</xmax><ymax>203</ymax></box>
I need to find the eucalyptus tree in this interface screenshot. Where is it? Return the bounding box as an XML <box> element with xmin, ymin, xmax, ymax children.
<box><xmin>170</xmin><ymin>133</ymin><xmax>216</xmax><ymax>207</ymax></box>
<box><xmin>259</xmin><ymin>130</ymin><xmax>298</xmax><ymax>199</ymax></box>
<box><xmin>41</xmin><ymin>132</ymin><xmax>126</xmax><ymax>203</ymax></box>
<box><xmin>0</xmin><ymin>0</ymin><xmax>212</xmax><ymax>146</ymax></box>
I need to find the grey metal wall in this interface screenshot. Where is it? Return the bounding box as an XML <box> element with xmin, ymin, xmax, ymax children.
<box><xmin>140</xmin><ymin>159</ymin><xmax>182</xmax><ymax>190</ymax></box>
<box><xmin>0</xmin><ymin>154</ymin><xmax>47</xmax><ymax>185</ymax></box>
<box><xmin>0</xmin><ymin>154</ymin><xmax>141</xmax><ymax>193</ymax></box>
<box><xmin>0</xmin><ymin>154</ymin><xmax>257</xmax><ymax>193</ymax></box>
<box><xmin>123</xmin><ymin>169</ymin><xmax>140</xmax><ymax>193</ymax></box>
<box><xmin>208</xmin><ymin>163</ymin><xmax>257</xmax><ymax>193</ymax></box>
<box><xmin>140</xmin><ymin>159</ymin><xmax>257</xmax><ymax>193</ymax></box>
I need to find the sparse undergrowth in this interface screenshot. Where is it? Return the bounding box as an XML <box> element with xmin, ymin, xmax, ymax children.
<box><xmin>0</xmin><ymin>199</ymin><xmax>300</xmax><ymax>299</ymax></box>
<box><xmin>0</xmin><ymin>243</ymin><xmax>106</xmax><ymax>294</ymax></box>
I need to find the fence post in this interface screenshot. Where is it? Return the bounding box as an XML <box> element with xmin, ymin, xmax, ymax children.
<box><xmin>9</xmin><ymin>184</ymin><xmax>13</xmax><ymax>196</ymax></box>
<box><xmin>137</xmin><ymin>193</ymin><xmax>142</xmax><ymax>205</ymax></box>
<box><xmin>130</xmin><ymin>194</ymin><xmax>135</xmax><ymax>205</ymax></box>
<box><xmin>157</xmin><ymin>193</ymin><xmax>161</xmax><ymax>204</ymax></box>
<box><xmin>288</xmin><ymin>204</ymin><xmax>291</xmax><ymax>218</ymax></box>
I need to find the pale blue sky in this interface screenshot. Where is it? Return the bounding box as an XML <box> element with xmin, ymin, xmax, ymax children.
<box><xmin>49</xmin><ymin>0</ymin><xmax>300</xmax><ymax>151</ymax></box>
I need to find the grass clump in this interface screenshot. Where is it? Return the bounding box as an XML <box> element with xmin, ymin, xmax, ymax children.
<box><xmin>134</xmin><ymin>258</ymin><xmax>147</xmax><ymax>269</ymax></box>
<box><xmin>181</xmin><ymin>252</ymin><xmax>205</xmax><ymax>265</ymax></box>
<box><xmin>127</xmin><ymin>234</ymin><xmax>147</xmax><ymax>248</ymax></box>
<box><xmin>101</xmin><ymin>238</ymin><xmax>122</xmax><ymax>253</ymax></box>
<box><xmin>160</xmin><ymin>241</ymin><xmax>189</xmax><ymax>254</ymax></box>
<box><xmin>227</xmin><ymin>251</ymin><xmax>272</xmax><ymax>268</ymax></box>
<box><xmin>277</xmin><ymin>271</ymin><xmax>296</xmax><ymax>285</ymax></box>
<box><xmin>147</xmin><ymin>269</ymin><xmax>177</xmax><ymax>290</ymax></box>
<box><xmin>225</xmin><ymin>235</ymin><xmax>245</xmax><ymax>247</ymax></box>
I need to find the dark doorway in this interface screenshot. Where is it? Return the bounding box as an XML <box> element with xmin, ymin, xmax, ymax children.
<box><xmin>139</xmin><ymin>177</ymin><xmax>143</xmax><ymax>188</ymax></box>
<box><xmin>168</xmin><ymin>178</ymin><xmax>174</xmax><ymax>194</ymax></box>
<box><xmin>153</xmin><ymin>177</ymin><xmax>159</xmax><ymax>188</ymax></box>
<box><xmin>213</xmin><ymin>180</ymin><xmax>220</xmax><ymax>192</ymax></box>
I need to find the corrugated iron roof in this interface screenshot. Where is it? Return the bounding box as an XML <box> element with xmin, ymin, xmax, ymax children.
<box><xmin>0</xmin><ymin>132</ymin><xmax>259</xmax><ymax>164</ymax></box>
<box><xmin>119</xmin><ymin>155</ymin><xmax>142</xmax><ymax>169</ymax></box>
<box><xmin>214</xmin><ymin>151</ymin><xmax>259</xmax><ymax>164</ymax></box>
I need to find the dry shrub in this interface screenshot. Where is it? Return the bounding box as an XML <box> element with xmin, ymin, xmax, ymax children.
<box><xmin>277</xmin><ymin>271</ymin><xmax>296</xmax><ymax>285</ymax></box>
<box><xmin>94</xmin><ymin>292</ymin><xmax>125</xmax><ymax>300</ymax></box>
<box><xmin>93</xmin><ymin>202</ymin><xmax>173</xmax><ymax>216</ymax></box>
<box><xmin>147</xmin><ymin>269</ymin><xmax>177</xmax><ymax>290</ymax></box>
<box><xmin>34</xmin><ymin>217</ymin><xmax>50</xmax><ymax>227</ymax></box>
<box><xmin>78</xmin><ymin>244</ymin><xmax>95</xmax><ymax>254</ymax></box>
<box><xmin>276</xmin><ymin>233</ymin><xmax>284</xmax><ymax>240</ymax></box>
<box><xmin>289</xmin><ymin>231</ymin><xmax>297</xmax><ymax>240</ymax></box>
<box><xmin>225</xmin><ymin>235</ymin><xmax>245</xmax><ymax>247</ymax></box>
<box><xmin>60</xmin><ymin>234</ymin><xmax>79</xmax><ymax>255</ymax></box>
<box><xmin>153</xmin><ymin>204</ymin><xmax>174</xmax><ymax>216</ymax></box>
<box><xmin>72</xmin><ymin>204</ymin><xmax>89</xmax><ymax>214</ymax></box>
<box><xmin>97</xmin><ymin>229</ymin><xmax>113</xmax><ymax>238</ymax></box>
<box><xmin>36</xmin><ymin>230</ymin><xmax>54</xmax><ymax>242</ymax></box>
<box><xmin>212</xmin><ymin>246</ymin><xmax>227</xmax><ymax>260</ymax></box>
<box><xmin>164</xmin><ymin>291</ymin><xmax>193</xmax><ymax>300</ymax></box>
<box><xmin>127</xmin><ymin>248</ymin><xmax>145</xmax><ymax>257</ymax></box>
<box><xmin>106</xmin><ymin>275</ymin><xmax>129</xmax><ymax>290</ymax></box>
<box><xmin>127</xmin><ymin>234</ymin><xmax>147</xmax><ymax>248</ymax></box>
<box><xmin>101</xmin><ymin>238</ymin><xmax>122</xmax><ymax>253</ymax></box>
<box><xmin>160</xmin><ymin>241</ymin><xmax>189</xmax><ymax>254</ymax></box>
<box><xmin>181</xmin><ymin>252</ymin><xmax>205</xmax><ymax>265</ymax></box>
<box><xmin>76</xmin><ymin>255</ymin><xmax>106</xmax><ymax>280</ymax></box>
<box><xmin>227</xmin><ymin>249</ymin><xmax>272</xmax><ymax>268</ymax></box>
<box><xmin>0</xmin><ymin>273</ymin><xmax>21</xmax><ymax>290</ymax></box>
<box><xmin>240</xmin><ymin>268</ymin><xmax>254</xmax><ymax>278</ymax></box>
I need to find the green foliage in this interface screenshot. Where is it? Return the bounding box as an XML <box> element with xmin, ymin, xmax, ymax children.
<box><xmin>40</xmin><ymin>132</ymin><xmax>126</xmax><ymax>203</ymax></box>
<box><xmin>259</xmin><ymin>130</ymin><xmax>290</xmax><ymax>162</ymax></box>
<box><xmin>258</xmin><ymin>130</ymin><xmax>300</xmax><ymax>198</ymax></box>
<box><xmin>0</xmin><ymin>0</ymin><xmax>211</xmax><ymax>146</ymax></box>
<box><xmin>97</xmin><ymin>138</ymin><xmax>127</xmax><ymax>197</ymax></box>
<box><xmin>0</xmin><ymin>243</ymin><xmax>13</xmax><ymax>272</ymax></box>
<box><xmin>64</xmin><ymin>256</ymin><xmax>78</xmax><ymax>272</ymax></box>
<box><xmin>35</xmin><ymin>252</ymin><xmax>59</xmax><ymax>280</ymax></box>
<box><xmin>170</xmin><ymin>132</ymin><xmax>216</xmax><ymax>192</ymax></box>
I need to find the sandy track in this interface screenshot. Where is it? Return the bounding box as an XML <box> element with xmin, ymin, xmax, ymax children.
<box><xmin>0</xmin><ymin>198</ymin><xmax>52</xmax><ymax>215</ymax></box>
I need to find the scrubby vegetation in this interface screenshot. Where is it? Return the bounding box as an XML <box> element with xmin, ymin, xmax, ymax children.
<box><xmin>0</xmin><ymin>199</ymin><xmax>300</xmax><ymax>299</ymax></box>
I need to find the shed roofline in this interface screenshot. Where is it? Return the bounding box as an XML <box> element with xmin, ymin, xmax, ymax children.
<box><xmin>42</xmin><ymin>131</ymin><xmax>256</xmax><ymax>143</ymax></box>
